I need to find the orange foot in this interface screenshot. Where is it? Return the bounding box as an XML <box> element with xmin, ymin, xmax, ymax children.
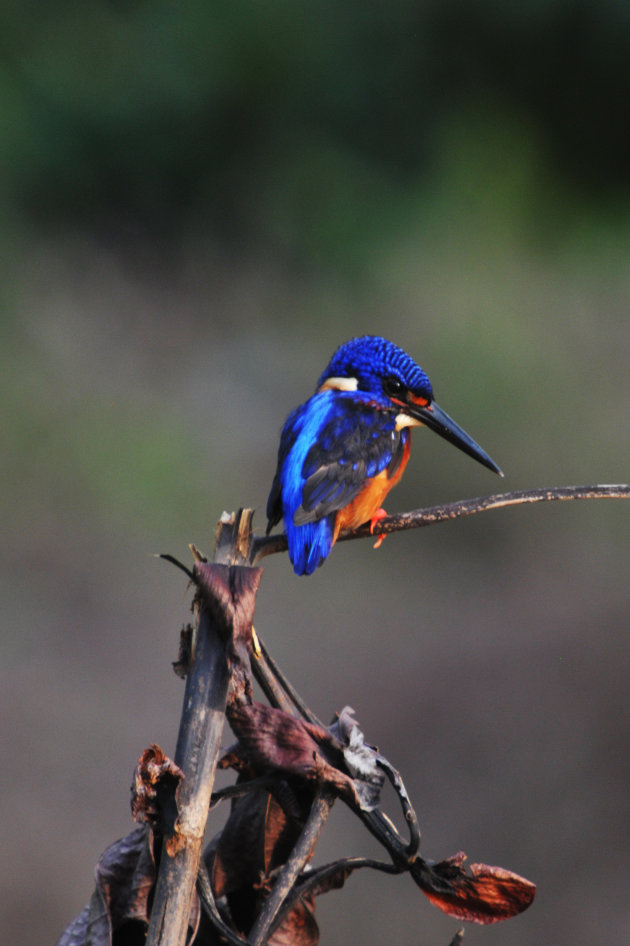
<box><xmin>369</xmin><ymin>508</ymin><xmax>388</xmax><ymax>549</ymax></box>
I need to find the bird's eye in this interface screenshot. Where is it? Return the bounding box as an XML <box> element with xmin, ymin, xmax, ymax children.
<box><xmin>383</xmin><ymin>376</ymin><xmax>405</xmax><ymax>399</ymax></box>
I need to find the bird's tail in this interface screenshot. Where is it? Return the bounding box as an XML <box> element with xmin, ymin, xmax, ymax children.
<box><xmin>287</xmin><ymin>516</ymin><xmax>335</xmax><ymax>576</ymax></box>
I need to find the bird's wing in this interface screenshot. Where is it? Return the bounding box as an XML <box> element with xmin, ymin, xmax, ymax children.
<box><xmin>293</xmin><ymin>399</ymin><xmax>405</xmax><ymax>525</ymax></box>
<box><xmin>266</xmin><ymin>406</ymin><xmax>301</xmax><ymax>533</ymax></box>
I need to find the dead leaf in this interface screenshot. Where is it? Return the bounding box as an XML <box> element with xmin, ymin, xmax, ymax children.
<box><xmin>410</xmin><ymin>850</ymin><xmax>536</xmax><ymax>924</ymax></box>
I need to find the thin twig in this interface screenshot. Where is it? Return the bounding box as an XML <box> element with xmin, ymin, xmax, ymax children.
<box><xmin>357</xmin><ymin>807</ymin><xmax>413</xmax><ymax>864</ymax></box>
<box><xmin>296</xmin><ymin>854</ymin><xmax>403</xmax><ymax>888</ymax></box>
<box><xmin>376</xmin><ymin>754</ymin><xmax>421</xmax><ymax>859</ymax></box>
<box><xmin>280</xmin><ymin>854</ymin><xmax>403</xmax><ymax>913</ymax></box>
<box><xmin>251</xmin><ymin>484</ymin><xmax>630</xmax><ymax>562</ymax></box>
<box><xmin>157</xmin><ymin>553</ymin><xmax>195</xmax><ymax>581</ymax></box>
<box><xmin>254</xmin><ymin>637</ymin><xmax>324</xmax><ymax>726</ymax></box>
<box><xmin>209</xmin><ymin>776</ymin><xmax>278</xmax><ymax>810</ymax></box>
<box><xmin>249</xmin><ymin>640</ymin><xmax>304</xmax><ymax>718</ymax></box>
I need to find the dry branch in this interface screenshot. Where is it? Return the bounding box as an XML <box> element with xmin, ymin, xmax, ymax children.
<box><xmin>145</xmin><ymin>558</ymin><xmax>262</xmax><ymax>946</ymax></box>
<box><xmin>251</xmin><ymin>484</ymin><xmax>630</xmax><ymax>562</ymax></box>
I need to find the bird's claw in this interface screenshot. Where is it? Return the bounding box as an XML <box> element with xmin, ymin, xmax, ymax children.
<box><xmin>370</xmin><ymin>508</ymin><xmax>388</xmax><ymax>549</ymax></box>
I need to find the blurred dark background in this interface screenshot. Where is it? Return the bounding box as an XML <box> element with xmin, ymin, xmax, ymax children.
<box><xmin>2</xmin><ymin>2</ymin><xmax>630</xmax><ymax>944</ymax></box>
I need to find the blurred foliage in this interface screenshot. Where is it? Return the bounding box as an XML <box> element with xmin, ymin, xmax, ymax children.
<box><xmin>2</xmin><ymin>0</ymin><xmax>630</xmax><ymax>268</ymax></box>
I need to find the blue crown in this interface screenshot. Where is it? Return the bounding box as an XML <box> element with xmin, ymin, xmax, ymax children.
<box><xmin>317</xmin><ymin>335</ymin><xmax>433</xmax><ymax>399</ymax></box>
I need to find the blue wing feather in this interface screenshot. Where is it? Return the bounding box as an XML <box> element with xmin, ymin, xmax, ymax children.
<box><xmin>266</xmin><ymin>390</ymin><xmax>403</xmax><ymax>574</ymax></box>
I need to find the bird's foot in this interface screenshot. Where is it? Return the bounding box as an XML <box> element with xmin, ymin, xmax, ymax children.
<box><xmin>369</xmin><ymin>508</ymin><xmax>388</xmax><ymax>549</ymax></box>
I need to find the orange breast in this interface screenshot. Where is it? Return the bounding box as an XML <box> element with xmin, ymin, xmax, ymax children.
<box><xmin>332</xmin><ymin>437</ymin><xmax>411</xmax><ymax>542</ymax></box>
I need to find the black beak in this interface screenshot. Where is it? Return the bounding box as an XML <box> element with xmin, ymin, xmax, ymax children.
<box><xmin>410</xmin><ymin>400</ymin><xmax>503</xmax><ymax>476</ymax></box>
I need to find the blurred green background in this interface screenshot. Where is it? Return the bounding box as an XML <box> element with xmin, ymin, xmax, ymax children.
<box><xmin>2</xmin><ymin>2</ymin><xmax>630</xmax><ymax>944</ymax></box>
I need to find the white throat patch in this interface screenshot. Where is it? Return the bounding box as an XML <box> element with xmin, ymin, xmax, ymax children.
<box><xmin>395</xmin><ymin>412</ymin><xmax>423</xmax><ymax>430</ymax></box>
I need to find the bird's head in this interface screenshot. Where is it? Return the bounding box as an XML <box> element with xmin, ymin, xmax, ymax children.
<box><xmin>317</xmin><ymin>335</ymin><xmax>503</xmax><ymax>476</ymax></box>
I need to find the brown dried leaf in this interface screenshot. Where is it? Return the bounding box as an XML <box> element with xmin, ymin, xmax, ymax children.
<box><xmin>410</xmin><ymin>850</ymin><xmax>536</xmax><ymax>924</ymax></box>
<box><xmin>55</xmin><ymin>901</ymin><xmax>92</xmax><ymax>946</ymax></box>
<box><xmin>266</xmin><ymin>893</ymin><xmax>319</xmax><ymax>946</ymax></box>
<box><xmin>218</xmin><ymin>746</ymin><xmax>250</xmax><ymax>774</ymax></box>
<box><xmin>130</xmin><ymin>744</ymin><xmax>184</xmax><ymax>829</ymax></box>
<box><xmin>228</xmin><ymin>703</ymin><xmax>360</xmax><ymax>805</ymax></box>
<box><xmin>192</xmin><ymin>562</ymin><xmax>263</xmax><ymax>709</ymax></box>
<box><xmin>95</xmin><ymin>828</ymin><xmax>157</xmax><ymax>928</ymax></box>
<box><xmin>56</xmin><ymin>827</ymin><xmax>159</xmax><ymax>946</ymax></box>
<box><xmin>209</xmin><ymin>791</ymin><xmax>301</xmax><ymax>899</ymax></box>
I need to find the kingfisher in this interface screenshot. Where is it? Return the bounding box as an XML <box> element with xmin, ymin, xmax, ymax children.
<box><xmin>266</xmin><ymin>335</ymin><xmax>502</xmax><ymax>576</ymax></box>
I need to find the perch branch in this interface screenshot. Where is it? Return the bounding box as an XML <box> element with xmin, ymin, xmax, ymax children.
<box><xmin>251</xmin><ymin>484</ymin><xmax>630</xmax><ymax>562</ymax></box>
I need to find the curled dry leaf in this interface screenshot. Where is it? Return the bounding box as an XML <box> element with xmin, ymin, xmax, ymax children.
<box><xmin>329</xmin><ymin>706</ymin><xmax>384</xmax><ymax>810</ymax></box>
<box><xmin>228</xmin><ymin>703</ymin><xmax>361</xmax><ymax>806</ymax></box>
<box><xmin>410</xmin><ymin>850</ymin><xmax>536</xmax><ymax>924</ymax></box>
<box><xmin>192</xmin><ymin>561</ymin><xmax>263</xmax><ymax>709</ymax></box>
<box><xmin>55</xmin><ymin>827</ymin><xmax>185</xmax><ymax>946</ymax></box>
<box><xmin>131</xmin><ymin>744</ymin><xmax>184</xmax><ymax>829</ymax></box>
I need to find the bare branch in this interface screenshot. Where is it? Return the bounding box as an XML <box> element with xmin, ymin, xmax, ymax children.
<box><xmin>252</xmin><ymin>484</ymin><xmax>630</xmax><ymax>562</ymax></box>
<box><xmin>252</xmin><ymin>636</ymin><xmax>325</xmax><ymax>726</ymax></box>
<box><xmin>145</xmin><ymin>562</ymin><xmax>262</xmax><ymax>946</ymax></box>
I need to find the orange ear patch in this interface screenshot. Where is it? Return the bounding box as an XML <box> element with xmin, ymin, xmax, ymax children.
<box><xmin>408</xmin><ymin>393</ymin><xmax>430</xmax><ymax>408</ymax></box>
